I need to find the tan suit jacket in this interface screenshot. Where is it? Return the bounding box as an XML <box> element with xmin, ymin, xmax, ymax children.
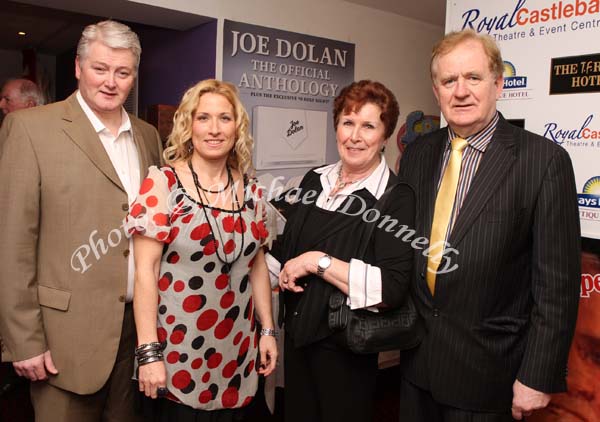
<box><xmin>0</xmin><ymin>93</ymin><xmax>162</xmax><ymax>394</ymax></box>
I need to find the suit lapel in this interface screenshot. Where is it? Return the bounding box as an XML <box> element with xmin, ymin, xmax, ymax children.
<box><xmin>421</xmin><ymin>131</ymin><xmax>447</xmax><ymax>243</ymax></box>
<box><xmin>61</xmin><ymin>94</ymin><xmax>125</xmax><ymax>192</ymax></box>
<box><xmin>411</xmin><ymin>132</ymin><xmax>447</xmax><ymax>303</ymax></box>
<box><xmin>448</xmin><ymin>118</ymin><xmax>518</xmax><ymax>247</ymax></box>
<box><xmin>131</xmin><ymin>119</ymin><xmax>151</xmax><ymax>179</ymax></box>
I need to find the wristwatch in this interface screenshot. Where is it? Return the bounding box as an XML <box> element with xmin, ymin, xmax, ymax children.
<box><xmin>316</xmin><ymin>254</ymin><xmax>332</xmax><ymax>277</ymax></box>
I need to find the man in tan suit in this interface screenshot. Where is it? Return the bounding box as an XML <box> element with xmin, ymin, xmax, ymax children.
<box><xmin>0</xmin><ymin>20</ymin><xmax>162</xmax><ymax>421</ymax></box>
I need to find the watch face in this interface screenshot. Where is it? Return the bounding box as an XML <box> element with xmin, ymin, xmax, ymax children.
<box><xmin>318</xmin><ymin>255</ymin><xmax>332</xmax><ymax>269</ymax></box>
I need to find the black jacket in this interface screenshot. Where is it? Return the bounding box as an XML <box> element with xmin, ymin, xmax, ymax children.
<box><xmin>271</xmin><ymin>168</ymin><xmax>418</xmax><ymax>347</ymax></box>
<box><xmin>399</xmin><ymin>116</ymin><xmax>581</xmax><ymax>411</ymax></box>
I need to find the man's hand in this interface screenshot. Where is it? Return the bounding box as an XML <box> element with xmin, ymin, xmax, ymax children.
<box><xmin>13</xmin><ymin>350</ymin><xmax>58</xmax><ymax>381</ymax></box>
<box><xmin>511</xmin><ymin>379</ymin><xmax>551</xmax><ymax>420</ymax></box>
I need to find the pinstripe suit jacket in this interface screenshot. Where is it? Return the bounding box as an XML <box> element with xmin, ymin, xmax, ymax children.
<box><xmin>398</xmin><ymin>115</ymin><xmax>581</xmax><ymax>412</ymax></box>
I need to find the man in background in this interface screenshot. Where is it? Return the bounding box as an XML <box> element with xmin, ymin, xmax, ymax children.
<box><xmin>0</xmin><ymin>78</ymin><xmax>44</xmax><ymax>116</ymax></box>
<box><xmin>0</xmin><ymin>20</ymin><xmax>162</xmax><ymax>421</ymax></box>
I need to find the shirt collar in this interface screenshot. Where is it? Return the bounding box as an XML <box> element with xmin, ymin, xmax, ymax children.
<box><xmin>314</xmin><ymin>154</ymin><xmax>388</xmax><ymax>198</ymax></box>
<box><xmin>447</xmin><ymin>111</ymin><xmax>499</xmax><ymax>153</ymax></box>
<box><xmin>76</xmin><ymin>90</ymin><xmax>131</xmax><ymax>137</ymax></box>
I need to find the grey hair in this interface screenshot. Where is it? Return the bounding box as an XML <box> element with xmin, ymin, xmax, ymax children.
<box><xmin>76</xmin><ymin>20</ymin><xmax>141</xmax><ymax>70</ymax></box>
<box><xmin>7</xmin><ymin>78</ymin><xmax>45</xmax><ymax>106</ymax></box>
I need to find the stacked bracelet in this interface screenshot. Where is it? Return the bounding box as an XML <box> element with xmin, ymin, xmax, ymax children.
<box><xmin>260</xmin><ymin>328</ymin><xmax>278</xmax><ymax>337</ymax></box>
<box><xmin>135</xmin><ymin>342</ymin><xmax>164</xmax><ymax>366</ymax></box>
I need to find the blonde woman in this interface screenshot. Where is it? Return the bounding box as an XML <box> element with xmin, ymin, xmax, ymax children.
<box><xmin>126</xmin><ymin>79</ymin><xmax>277</xmax><ymax>421</ymax></box>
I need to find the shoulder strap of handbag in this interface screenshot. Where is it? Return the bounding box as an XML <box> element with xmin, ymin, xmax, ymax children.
<box><xmin>328</xmin><ymin>182</ymin><xmax>402</xmax><ymax>311</ymax></box>
<box><xmin>355</xmin><ymin>182</ymin><xmax>400</xmax><ymax>258</ymax></box>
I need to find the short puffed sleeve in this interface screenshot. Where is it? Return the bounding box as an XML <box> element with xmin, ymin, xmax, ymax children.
<box><xmin>248</xmin><ymin>180</ymin><xmax>270</xmax><ymax>247</ymax></box>
<box><xmin>125</xmin><ymin>166</ymin><xmax>178</xmax><ymax>243</ymax></box>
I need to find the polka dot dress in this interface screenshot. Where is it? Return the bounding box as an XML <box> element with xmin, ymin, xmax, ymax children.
<box><xmin>126</xmin><ymin>166</ymin><xmax>269</xmax><ymax>410</ymax></box>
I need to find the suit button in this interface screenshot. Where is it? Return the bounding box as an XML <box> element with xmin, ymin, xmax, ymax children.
<box><xmin>293</xmin><ymin>311</ymin><xmax>299</xmax><ymax>317</ymax></box>
<box><xmin>420</xmin><ymin>272</ymin><xmax>425</xmax><ymax>279</ymax></box>
<box><xmin>118</xmin><ymin>295</ymin><xmax>126</xmax><ymax>303</ymax></box>
<box><xmin>432</xmin><ymin>308</ymin><xmax>440</xmax><ymax>317</ymax></box>
<box><xmin>122</xmin><ymin>203</ymin><xmax>129</xmax><ymax>211</ymax></box>
<box><xmin>123</xmin><ymin>249</ymin><xmax>130</xmax><ymax>257</ymax></box>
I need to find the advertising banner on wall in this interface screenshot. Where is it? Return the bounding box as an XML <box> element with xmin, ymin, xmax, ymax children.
<box><xmin>222</xmin><ymin>20</ymin><xmax>355</xmax><ymax>173</ymax></box>
<box><xmin>446</xmin><ymin>0</ymin><xmax>600</xmax><ymax>240</ymax></box>
<box><xmin>531</xmin><ymin>251</ymin><xmax>600</xmax><ymax>422</ymax></box>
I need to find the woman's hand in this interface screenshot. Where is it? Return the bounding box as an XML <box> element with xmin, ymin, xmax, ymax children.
<box><xmin>138</xmin><ymin>360</ymin><xmax>167</xmax><ymax>399</ymax></box>
<box><xmin>278</xmin><ymin>251</ymin><xmax>321</xmax><ymax>292</ymax></box>
<box><xmin>258</xmin><ymin>335</ymin><xmax>278</xmax><ymax>376</ymax></box>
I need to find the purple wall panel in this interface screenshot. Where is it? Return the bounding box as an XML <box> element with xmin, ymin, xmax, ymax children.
<box><xmin>138</xmin><ymin>20</ymin><xmax>217</xmax><ymax>116</ymax></box>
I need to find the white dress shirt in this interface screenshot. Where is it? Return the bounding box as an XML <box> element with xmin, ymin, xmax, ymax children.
<box><xmin>77</xmin><ymin>91</ymin><xmax>140</xmax><ymax>302</ymax></box>
<box><xmin>266</xmin><ymin>156</ymin><xmax>389</xmax><ymax>310</ymax></box>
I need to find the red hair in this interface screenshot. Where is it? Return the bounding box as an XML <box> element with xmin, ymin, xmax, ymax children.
<box><xmin>333</xmin><ymin>80</ymin><xmax>399</xmax><ymax>139</ymax></box>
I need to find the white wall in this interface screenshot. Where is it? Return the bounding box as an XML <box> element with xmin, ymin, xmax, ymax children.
<box><xmin>133</xmin><ymin>0</ymin><xmax>443</xmax><ymax>167</ymax></box>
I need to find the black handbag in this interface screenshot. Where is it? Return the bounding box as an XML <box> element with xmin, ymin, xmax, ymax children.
<box><xmin>327</xmin><ymin>183</ymin><xmax>423</xmax><ymax>354</ymax></box>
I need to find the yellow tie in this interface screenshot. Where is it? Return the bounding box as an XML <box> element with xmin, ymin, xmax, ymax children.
<box><xmin>426</xmin><ymin>137</ymin><xmax>469</xmax><ymax>295</ymax></box>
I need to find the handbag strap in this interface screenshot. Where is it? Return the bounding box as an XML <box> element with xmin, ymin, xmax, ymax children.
<box><xmin>355</xmin><ymin>182</ymin><xmax>401</xmax><ymax>258</ymax></box>
<box><xmin>328</xmin><ymin>181</ymin><xmax>403</xmax><ymax>314</ymax></box>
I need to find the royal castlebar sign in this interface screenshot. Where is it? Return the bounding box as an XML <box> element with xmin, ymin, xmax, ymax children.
<box><xmin>447</xmin><ymin>0</ymin><xmax>600</xmax><ymax>240</ymax></box>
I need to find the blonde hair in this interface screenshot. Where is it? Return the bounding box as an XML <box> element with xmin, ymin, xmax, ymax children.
<box><xmin>430</xmin><ymin>29</ymin><xmax>504</xmax><ymax>80</ymax></box>
<box><xmin>163</xmin><ymin>79</ymin><xmax>254</xmax><ymax>176</ymax></box>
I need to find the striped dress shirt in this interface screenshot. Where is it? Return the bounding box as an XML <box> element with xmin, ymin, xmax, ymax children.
<box><xmin>437</xmin><ymin>112</ymin><xmax>499</xmax><ymax>238</ymax></box>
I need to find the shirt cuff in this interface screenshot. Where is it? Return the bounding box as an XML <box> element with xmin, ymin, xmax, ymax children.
<box><xmin>348</xmin><ymin>258</ymin><xmax>383</xmax><ymax>310</ymax></box>
<box><xmin>265</xmin><ymin>252</ymin><xmax>281</xmax><ymax>289</ymax></box>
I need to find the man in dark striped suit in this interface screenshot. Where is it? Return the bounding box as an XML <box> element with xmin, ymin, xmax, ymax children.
<box><xmin>398</xmin><ymin>29</ymin><xmax>581</xmax><ymax>422</ymax></box>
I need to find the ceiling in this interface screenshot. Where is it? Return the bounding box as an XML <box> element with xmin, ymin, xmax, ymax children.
<box><xmin>0</xmin><ymin>0</ymin><xmax>212</xmax><ymax>54</ymax></box>
<box><xmin>0</xmin><ymin>1</ymin><xmax>99</xmax><ymax>54</ymax></box>
<box><xmin>0</xmin><ymin>0</ymin><xmax>445</xmax><ymax>55</ymax></box>
<box><xmin>345</xmin><ymin>0</ymin><xmax>446</xmax><ymax>26</ymax></box>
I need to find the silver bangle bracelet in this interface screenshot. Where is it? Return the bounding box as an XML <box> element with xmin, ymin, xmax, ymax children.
<box><xmin>135</xmin><ymin>342</ymin><xmax>163</xmax><ymax>356</ymax></box>
<box><xmin>137</xmin><ymin>350</ymin><xmax>163</xmax><ymax>359</ymax></box>
<box><xmin>137</xmin><ymin>354</ymin><xmax>164</xmax><ymax>366</ymax></box>
<box><xmin>260</xmin><ymin>328</ymin><xmax>278</xmax><ymax>337</ymax></box>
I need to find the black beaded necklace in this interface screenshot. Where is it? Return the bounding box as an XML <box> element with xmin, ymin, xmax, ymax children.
<box><xmin>197</xmin><ymin>171</ymin><xmax>231</xmax><ymax>194</ymax></box>
<box><xmin>187</xmin><ymin>160</ymin><xmax>245</xmax><ymax>276</ymax></box>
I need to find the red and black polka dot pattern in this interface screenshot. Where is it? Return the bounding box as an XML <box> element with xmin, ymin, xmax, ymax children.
<box><xmin>126</xmin><ymin>166</ymin><xmax>269</xmax><ymax>410</ymax></box>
